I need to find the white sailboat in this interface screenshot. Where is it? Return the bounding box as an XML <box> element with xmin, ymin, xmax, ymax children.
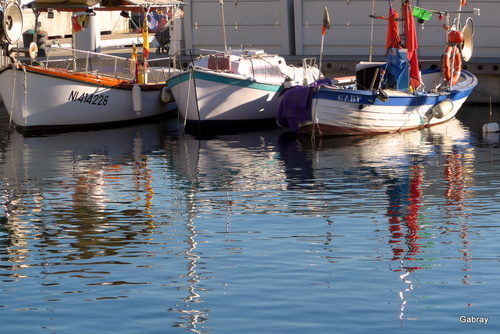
<box><xmin>166</xmin><ymin>0</ymin><xmax>321</xmax><ymax>134</ymax></box>
<box><xmin>167</xmin><ymin>49</ymin><xmax>321</xmax><ymax>133</ymax></box>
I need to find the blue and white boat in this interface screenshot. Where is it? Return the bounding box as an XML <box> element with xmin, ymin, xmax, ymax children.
<box><xmin>277</xmin><ymin>0</ymin><xmax>478</xmax><ymax>136</ymax></box>
<box><xmin>167</xmin><ymin>48</ymin><xmax>320</xmax><ymax>133</ymax></box>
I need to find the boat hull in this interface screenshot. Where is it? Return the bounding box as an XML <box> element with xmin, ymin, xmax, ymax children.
<box><xmin>285</xmin><ymin>70</ymin><xmax>478</xmax><ymax>136</ymax></box>
<box><xmin>167</xmin><ymin>69</ymin><xmax>283</xmax><ymax>131</ymax></box>
<box><xmin>0</xmin><ymin>66</ymin><xmax>177</xmax><ymax>130</ymax></box>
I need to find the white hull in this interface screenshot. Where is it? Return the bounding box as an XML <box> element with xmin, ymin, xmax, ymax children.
<box><xmin>170</xmin><ymin>69</ymin><xmax>281</xmax><ymax>123</ymax></box>
<box><xmin>279</xmin><ymin>70</ymin><xmax>478</xmax><ymax>136</ymax></box>
<box><xmin>0</xmin><ymin>66</ymin><xmax>176</xmax><ymax>130</ymax></box>
<box><xmin>167</xmin><ymin>49</ymin><xmax>320</xmax><ymax>131</ymax></box>
<box><xmin>306</xmin><ymin>94</ymin><xmax>466</xmax><ymax>135</ymax></box>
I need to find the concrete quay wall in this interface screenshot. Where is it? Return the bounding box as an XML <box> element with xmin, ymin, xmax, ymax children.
<box><xmin>17</xmin><ymin>0</ymin><xmax>499</xmax><ymax>104</ymax></box>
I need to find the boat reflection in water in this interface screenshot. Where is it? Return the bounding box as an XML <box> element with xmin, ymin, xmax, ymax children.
<box><xmin>283</xmin><ymin>118</ymin><xmax>475</xmax><ymax>322</ymax></box>
<box><xmin>165</xmin><ymin>117</ymin><xmax>475</xmax><ymax>324</ymax></box>
<box><xmin>165</xmin><ymin>130</ymin><xmax>288</xmax><ymax>193</ymax></box>
<box><xmin>0</xmin><ymin>111</ymin><xmax>481</xmax><ymax>331</ymax></box>
<box><xmin>0</xmin><ymin>122</ymin><xmax>166</xmax><ymax>273</ymax></box>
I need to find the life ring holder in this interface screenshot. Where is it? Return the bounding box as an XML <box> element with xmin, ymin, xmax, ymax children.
<box><xmin>442</xmin><ymin>45</ymin><xmax>462</xmax><ymax>86</ymax></box>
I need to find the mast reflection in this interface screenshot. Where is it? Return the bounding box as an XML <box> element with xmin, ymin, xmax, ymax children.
<box><xmin>281</xmin><ymin>118</ymin><xmax>475</xmax><ymax>323</ymax></box>
<box><xmin>385</xmin><ymin>162</ymin><xmax>423</xmax><ymax>321</ymax></box>
<box><xmin>444</xmin><ymin>147</ymin><xmax>474</xmax><ymax>286</ymax></box>
<box><xmin>169</xmin><ymin>210</ymin><xmax>210</xmax><ymax>333</ymax></box>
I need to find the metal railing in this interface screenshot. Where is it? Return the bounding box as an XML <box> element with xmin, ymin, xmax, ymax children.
<box><xmin>43</xmin><ymin>46</ymin><xmax>135</xmax><ymax>80</ymax></box>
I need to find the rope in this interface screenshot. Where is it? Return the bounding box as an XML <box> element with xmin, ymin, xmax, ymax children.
<box><xmin>23</xmin><ymin>65</ymin><xmax>28</xmax><ymax>127</ymax></box>
<box><xmin>184</xmin><ymin>66</ymin><xmax>193</xmax><ymax>131</ymax></box>
<box><xmin>9</xmin><ymin>64</ymin><xmax>17</xmax><ymax>126</ymax></box>
<box><xmin>473</xmin><ymin>88</ymin><xmax>500</xmax><ymax>102</ymax></box>
<box><xmin>310</xmin><ymin>86</ymin><xmax>322</xmax><ymax>141</ymax></box>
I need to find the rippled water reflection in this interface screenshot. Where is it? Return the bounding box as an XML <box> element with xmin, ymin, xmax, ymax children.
<box><xmin>1</xmin><ymin>104</ymin><xmax>500</xmax><ymax>333</ymax></box>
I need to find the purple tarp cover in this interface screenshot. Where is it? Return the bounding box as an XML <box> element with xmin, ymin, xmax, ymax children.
<box><xmin>277</xmin><ymin>79</ymin><xmax>331</xmax><ymax>131</ymax></box>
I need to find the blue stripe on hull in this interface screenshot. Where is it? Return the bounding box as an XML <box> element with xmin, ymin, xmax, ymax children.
<box><xmin>313</xmin><ymin>70</ymin><xmax>477</xmax><ymax>108</ymax></box>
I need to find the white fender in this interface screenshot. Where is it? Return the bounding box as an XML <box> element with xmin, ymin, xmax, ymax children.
<box><xmin>431</xmin><ymin>99</ymin><xmax>454</xmax><ymax>119</ymax></box>
<box><xmin>160</xmin><ymin>86</ymin><xmax>174</xmax><ymax>103</ymax></box>
<box><xmin>483</xmin><ymin>122</ymin><xmax>500</xmax><ymax>133</ymax></box>
<box><xmin>132</xmin><ymin>84</ymin><xmax>142</xmax><ymax>115</ymax></box>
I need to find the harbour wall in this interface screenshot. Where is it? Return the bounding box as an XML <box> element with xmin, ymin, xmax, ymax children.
<box><xmin>17</xmin><ymin>0</ymin><xmax>500</xmax><ymax>104</ymax></box>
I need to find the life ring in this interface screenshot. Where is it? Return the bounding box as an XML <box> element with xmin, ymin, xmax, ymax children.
<box><xmin>442</xmin><ymin>45</ymin><xmax>462</xmax><ymax>86</ymax></box>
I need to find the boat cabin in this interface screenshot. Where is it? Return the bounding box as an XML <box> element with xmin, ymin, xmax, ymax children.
<box><xmin>197</xmin><ymin>49</ymin><xmax>286</xmax><ymax>83</ymax></box>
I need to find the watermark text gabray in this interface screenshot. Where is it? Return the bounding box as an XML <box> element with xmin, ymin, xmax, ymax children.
<box><xmin>459</xmin><ymin>315</ymin><xmax>489</xmax><ymax>325</ymax></box>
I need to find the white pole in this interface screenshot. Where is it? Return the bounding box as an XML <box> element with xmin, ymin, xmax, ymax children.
<box><xmin>73</xmin><ymin>10</ymin><xmax>101</xmax><ymax>53</ymax></box>
<box><xmin>319</xmin><ymin>6</ymin><xmax>330</xmax><ymax>78</ymax></box>
<box><xmin>219</xmin><ymin>0</ymin><xmax>228</xmax><ymax>52</ymax></box>
<box><xmin>319</xmin><ymin>34</ymin><xmax>325</xmax><ymax>77</ymax></box>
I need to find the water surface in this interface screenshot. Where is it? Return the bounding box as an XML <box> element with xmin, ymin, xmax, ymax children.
<box><xmin>1</xmin><ymin>104</ymin><xmax>499</xmax><ymax>333</ymax></box>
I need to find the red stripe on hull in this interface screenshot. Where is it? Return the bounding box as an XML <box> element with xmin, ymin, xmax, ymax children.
<box><xmin>298</xmin><ymin>122</ymin><xmax>435</xmax><ymax>137</ymax></box>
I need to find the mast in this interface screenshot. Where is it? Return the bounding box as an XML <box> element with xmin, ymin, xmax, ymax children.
<box><xmin>219</xmin><ymin>0</ymin><xmax>228</xmax><ymax>52</ymax></box>
<box><xmin>400</xmin><ymin>0</ymin><xmax>408</xmax><ymax>48</ymax></box>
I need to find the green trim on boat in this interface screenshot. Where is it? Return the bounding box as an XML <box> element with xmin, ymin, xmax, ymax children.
<box><xmin>169</xmin><ymin>70</ymin><xmax>282</xmax><ymax>92</ymax></box>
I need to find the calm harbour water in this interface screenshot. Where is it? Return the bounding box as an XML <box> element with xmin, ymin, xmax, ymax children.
<box><xmin>1</xmin><ymin>103</ymin><xmax>499</xmax><ymax>333</ymax></box>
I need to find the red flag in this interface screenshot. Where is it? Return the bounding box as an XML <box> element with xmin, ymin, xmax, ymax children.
<box><xmin>403</xmin><ymin>2</ymin><xmax>421</xmax><ymax>89</ymax></box>
<box><xmin>322</xmin><ymin>6</ymin><xmax>330</xmax><ymax>35</ymax></box>
<box><xmin>385</xmin><ymin>5</ymin><xmax>400</xmax><ymax>51</ymax></box>
<box><xmin>72</xmin><ymin>16</ymin><xmax>82</xmax><ymax>33</ymax></box>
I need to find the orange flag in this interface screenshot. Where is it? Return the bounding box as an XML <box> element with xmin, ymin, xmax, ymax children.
<box><xmin>385</xmin><ymin>5</ymin><xmax>400</xmax><ymax>52</ymax></box>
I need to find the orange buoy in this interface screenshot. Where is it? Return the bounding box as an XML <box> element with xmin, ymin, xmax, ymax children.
<box><xmin>447</xmin><ymin>30</ymin><xmax>464</xmax><ymax>44</ymax></box>
<box><xmin>442</xmin><ymin>45</ymin><xmax>462</xmax><ymax>86</ymax></box>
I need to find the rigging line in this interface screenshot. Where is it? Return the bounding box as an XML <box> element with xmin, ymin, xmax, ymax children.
<box><xmin>111</xmin><ymin>12</ymin><xmax>124</xmax><ymax>33</ymax></box>
<box><xmin>259</xmin><ymin>56</ymin><xmax>287</xmax><ymax>80</ymax></box>
<box><xmin>473</xmin><ymin>88</ymin><xmax>500</xmax><ymax>101</ymax></box>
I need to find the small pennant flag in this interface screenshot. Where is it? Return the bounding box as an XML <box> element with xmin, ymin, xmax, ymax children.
<box><xmin>322</xmin><ymin>6</ymin><xmax>331</xmax><ymax>35</ymax></box>
<box><xmin>142</xmin><ymin>13</ymin><xmax>149</xmax><ymax>67</ymax></box>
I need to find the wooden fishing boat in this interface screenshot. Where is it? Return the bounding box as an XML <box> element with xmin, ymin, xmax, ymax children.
<box><xmin>277</xmin><ymin>0</ymin><xmax>479</xmax><ymax>136</ymax></box>
<box><xmin>0</xmin><ymin>46</ymin><xmax>179</xmax><ymax>131</ymax></box>
<box><xmin>0</xmin><ymin>0</ymin><xmax>185</xmax><ymax>133</ymax></box>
